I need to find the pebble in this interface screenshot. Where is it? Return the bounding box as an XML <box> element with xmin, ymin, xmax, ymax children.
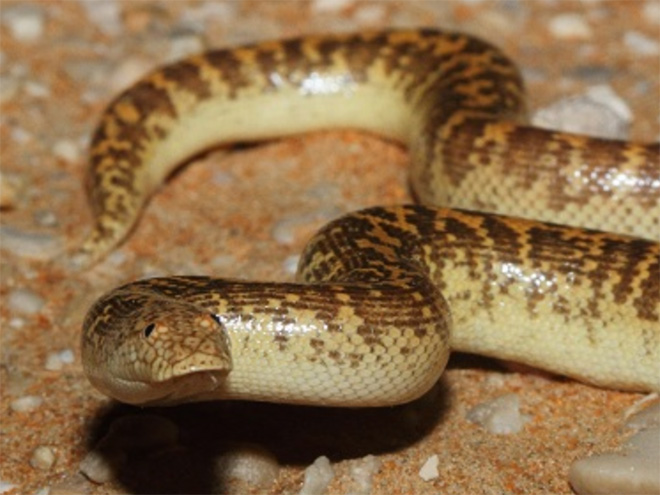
<box><xmin>624</xmin><ymin>30</ymin><xmax>660</xmax><ymax>56</ymax></box>
<box><xmin>570</xmin><ymin>401</ymin><xmax>660</xmax><ymax>495</ymax></box>
<box><xmin>0</xmin><ymin>225</ymin><xmax>61</xmax><ymax>260</ymax></box>
<box><xmin>109</xmin><ymin>56</ymin><xmax>154</xmax><ymax>93</ymax></box>
<box><xmin>53</xmin><ymin>139</ymin><xmax>81</xmax><ymax>163</ymax></box>
<box><xmin>643</xmin><ymin>1</ymin><xmax>660</xmax><ymax>24</ymax></box>
<box><xmin>0</xmin><ymin>172</ymin><xmax>18</xmax><ymax>209</ymax></box>
<box><xmin>167</xmin><ymin>32</ymin><xmax>205</xmax><ymax>62</ymax></box>
<box><xmin>34</xmin><ymin>209</ymin><xmax>59</xmax><ymax>228</ymax></box>
<box><xmin>548</xmin><ymin>13</ymin><xmax>592</xmax><ymax>40</ymax></box>
<box><xmin>80</xmin><ymin>414</ymin><xmax>179</xmax><ymax>484</ymax></box>
<box><xmin>7</xmin><ymin>287</ymin><xmax>45</xmax><ymax>315</ymax></box>
<box><xmin>30</xmin><ymin>446</ymin><xmax>56</xmax><ymax>470</ymax></box>
<box><xmin>300</xmin><ymin>456</ymin><xmax>335</xmax><ymax>495</ymax></box>
<box><xmin>10</xmin><ymin>395</ymin><xmax>43</xmax><ymax>413</ymax></box>
<box><xmin>45</xmin><ymin>349</ymin><xmax>75</xmax><ymax>371</ymax></box>
<box><xmin>532</xmin><ymin>85</ymin><xmax>630</xmax><ymax>140</ymax></box>
<box><xmin>0</xmin><ymin>75</ymin><xmax>19</xmax><ymax>104</ymax></box>
<box><xmin>283</xmin><ymin>255</ymin><xmax>300</xmax><ymax>275</ymax></box>
<box><xmin>350</xmin><ymin>455</ymin><xmax>380</xmax><ymax>494</ymax></box>
<box><xmin>466</xmin><ymin>393</ymin><xmax>528</xmax><ymax>434</ymax></box>
<box><xmin>0</xmin><ymin>481</ymin><xmax>17</xmax><ymax>494</ymax></box>
<box><xmin>419</xmin><ymin>454</ymin><xmax>440</xmax><ymax>482</ymax></box>
<box><xmin>79</xmin><ymin>0</ymin><xmax>122</xmax><ymax>36</ymax></box>
<box><xmin>213</xmin><ymin>444</ymin><xmax>280</xmax><ymax>489</ymax></box>
<box><xmin>1</xmin><ymin>4</ymin><xmax>45</xmax><ymax>42</ymax></box>
<box><xmin>311</xmin><ymin>0</ymin><xmax>355</xmax><ymax>12</ymax></box>
<box><xmin>24</xmin><ymin>81</ymin><xmax>50</xmax><ymax>98</ymax></box>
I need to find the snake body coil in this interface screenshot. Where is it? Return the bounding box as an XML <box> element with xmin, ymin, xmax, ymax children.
<box><xmin>80</xmin><ymin>30</ymin><xmax>659</xmax><ymax>406</ymax></box>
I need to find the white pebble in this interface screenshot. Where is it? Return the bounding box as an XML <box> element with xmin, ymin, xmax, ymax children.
<box><xmin>570</xmin><ymin>427</ymin><xmax>660</xmax><ymax>495</ymax></box>
<box><xmin>109</xmin><ymin>56</ymin><xmax>154</xmax><ymax>93</ymax></box>
<box><xmin>466</xmin><ymin>394</ymin><xmax>527</xmax><ymax>434</ymax></box>
<box><xmin>644</xmin><ymin>0</ymin><xmax>660</xmax><ymax>23</ymax></box>
<box><xmin>1</xmin><ymin>4</ymin><xmax>45</xmax><ymax>42</ymax></box>
<box><xmin>0</xmin><ymin>75</ymin><xmax>20</xmax><ymax>104</ymax></box>
<box><xmin>626</xmin><ymin>401</ymin><xmax>660</xmax><ymax>431</ymax></box>
<box><xmin>53</xmin><ymin>139</ymin><xmax>81</xmax><ymax>163</ymax></box>
<box><xmin>532</xmin><ymin>86</ymin><xmax>630</xmax><ymax>140</ymax></box>
<box><xmin>312</xmin><ymin>0</ymin><xmax>354</xmax><ymax>12</ymax></box>
<box><xmin>79</xmin><ymin>0</ymin><xmax>122</xmax><ymax>36</ymax></box>
<box><xmin>350</xmin><ymin>455</ymin><xmax>380</xmax><ymax>494</ymax></box>
<box><xmin>30</xmin><ymin>446</ymin><xmax>56</xmax><ymax>470</ymax></box>
<box><xmin>0</xmin><ymin>226</ymin><xmax>61</xmax><ymax>260</ymax></box>
<box><xmin>300</xmin><ymin>456</ymin><xmax>335</xmax><ymax>495</ymax></box>
<box><xmin>10</xmin><ymin>395</ymin><xmax>43</xmax><ymax>413</ymax></box>
<box><xmin>548</xmin><ymin>13</ymin><xmax>592</xmax><ymax>40</ymax></box>
<box><xmin>214</xmin><ymin>444</ymin><xmax>280</xmax><ymax>489</ymax></box>
<box><xmin>8</xmin><ymin>287</ymin><xmax>45</xmax><ymax>315</ymax></box>
<box><xmin>79</xmin><ymin>448</ymin><xmax>123</xmax><ymax>484</ymax></box>
<box><xmin>81</xmin><ymin>414</ymin><xmax>180</xmax><ymax>483</ymax></box>
<box><xmin>34</xmin><ymin>209</ymin><xmax>59</xmax><ymax>228</ymax></box>
<box><xmin>418</xmin><ymin>454</ymin><xmax>439</xmax><ymax>482</ymax></box>
<box><xmin>283</xmin><ymin>255</ymin><xmax>300</xmax><ymax>275</ymax></box>
<box><xmin>0</xmin><ymin>481</ymin><xmax>17</xmax><ymax>494</ymax></box>
<box><xmin>168</xmin><ymin>32</ymin><xmax>205</xmax><ymax>62</ymax></box>
<box><xmin>624</xmin><ymin>30</ymin><xmax>660</xmax><ymax>56</ymax></box>
<box><xmin>0</xmin><ymin>171</ymin><xmax>18</xmax><ymax>209</ymax></box>
<box><xmin>45</xmin><ymin>349</ymin><xmax>75</xmax><ymax>371</ymax></box>
<box><xmin>24</xmin><ymin>81</ymin><xmax>50</xmax><ymax>98</ymax></box>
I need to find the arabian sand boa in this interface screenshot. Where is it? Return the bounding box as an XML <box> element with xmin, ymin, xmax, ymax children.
<box><xmin>78</xmin><ymin>29</ymin><xmax>659</xmax><ymax>407</ymax></box>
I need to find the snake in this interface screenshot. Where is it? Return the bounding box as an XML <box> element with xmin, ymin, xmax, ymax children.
<box><xmin>79</xmin><ymin>29</ymin><xmax>659</xmax><ymax>407</ymax></box>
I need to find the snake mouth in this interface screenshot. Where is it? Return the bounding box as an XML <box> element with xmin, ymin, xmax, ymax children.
<box><xmin>142</xmin><ymin>369</ymin><xmax>230</xmax><ymax>406</ymax></box>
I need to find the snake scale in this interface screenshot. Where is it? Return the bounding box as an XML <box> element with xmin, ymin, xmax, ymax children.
<box><xmin>80</xmin><ymin>29</ymin><xmax>659</xmax><ymax>407</ymax></box>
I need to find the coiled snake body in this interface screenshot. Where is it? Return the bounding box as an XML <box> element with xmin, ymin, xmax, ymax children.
<box><xmin>80</xmin><ymin>29</ymin><xmax>659</xmax><ymax>406</ymax></box>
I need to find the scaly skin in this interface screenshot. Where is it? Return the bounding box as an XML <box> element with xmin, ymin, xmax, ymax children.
<box><xmin>79</xmin><ymin>30</ymin><xmax>659</xmax><ymax>407</ymax></box>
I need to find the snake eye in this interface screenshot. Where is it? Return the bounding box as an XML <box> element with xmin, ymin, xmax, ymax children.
<box><xmin>143</xmin><ymin>323</ymin><xmax>156</xmax><ymax>338</ymax></box>
<box><xmin>210</xmin><ymin>314</ymin><xmax>222</xmax><ymax>326</ymax></box>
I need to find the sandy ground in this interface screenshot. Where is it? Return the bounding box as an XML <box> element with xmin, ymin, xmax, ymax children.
<box><xmin>1</xmin><ymin>1</ymin><xmax>658</xmax><ymax>494</ymax></box>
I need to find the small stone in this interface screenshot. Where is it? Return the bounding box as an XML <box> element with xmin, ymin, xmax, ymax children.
<box><xmin>168</xmin><ymin>32</ymin><xmax>205</xmax><ymax>62</ymax></box>
<box><xmin>45</xmin><ymin>349</ymin><xmax>75</xmax><ymax>371</ymax></box>
<box><xmin>214</xmin><ymin>444</ymin><xmax>280</xmax><ymax>489</ymax></box>
<box><xmin>10</xmin><ymin>395</ymin><xmax>43</xmax><ymax>412</ymax></box>
<box><xmin>109</xmin><ymin>56</ymin><xmax>154</xmax><ymax>93</ymax></box>
<box><xmin>466</xmin><ymin>393</ymin><xmax>527</xmax><ymax>434</ymax></box>
<box><xmin>625</xmin><ymin>401</ymin><xmax>660</xmax><ymax>430</ymax></box>
<box><xmin>532</xmin><ymin>86</ymin><xmax>631</xmax><ymax>140</ymax></box>
<box><xmin>30</xmin><ymin>446</ymin><xmax>56</xmax><ymax>470</ymax></box>
<box><xmin>0</xmin><ymin>172</ymin><xmax>18</xmax><ymax>209</ymax></box>
<box><xmin>300</xmin><ymin>456</ymin><xmax>335</xmax><ymax>495</ymax></box>
<box><xmin>79</xmin><ymin>448</ymin><xmax>124</xmax><ymax>484</ymax></box>
<box><xmin>624</xmin><ymin>31</ymin><xmax>660</xmax><ymax>56</ymax></box>
<box><xmin>53</xmin><ymin>139</ymin><xmax>81</xmax><ymax>163</ymax></box>
<box><xmin>312</xmin><ymin>0</ymin><xmax>354</xmax><ymax>12</ymax></box>
<box><xmin>7</xmin><ymin>287</ymin><xmax>45</xmax><ymax>315</ymax></box>
<box><xmin>644</xmin><ymin>1</ymin><xmax>660</xmax><ymax>24</ymax></box>
<box><xmin>570</xmin><ymin>427</ymin><xmax>660</xmax><ymax>495</ymax></box>
<box><xmin>0</xmin><ymin>76</ymin><xmax>20</xmax><ymax>104</ymax></box>
<box><xmin>0</xmin><ymin>225</ymin><xmax>61</xmax><ymax>260</ymax></box>
<box><xmin>1</xmin><ymin>4</ymin><xmax>45</xmax><ymax>42</ymax></box>
<box><xmin>283</xmin><ymin>255</ymin><xmax>300</xmax><ymax>275</ymax></box>
<box><xmin>34</xmin><ymin>209</ymin><xmax>59</xmax><ymax>227</ymax></box>
<box><xmin>79</xmin><ymin>0</ymin><xmax>122</xmax><ymax>36</ymax></box>
<box><xmin>548</xmin><ymin>13</ymin><xmax>592</xmax><ymax>40</ymax></box>
<box><xmin>0</xmin><ymin>481</ymin><xmax>17</xmax><ymax>494</ymax></box>
<box><xmin>81</xmin><ymin>414</ymin><xmax>180</xmax><ymax>483</ymax></box>
<box><xmin>419</xmin><ymin>454</ymin><xmax>439</xmax><ymax>482</ymax></box>
<box><xmin>24</xmin><ymin>80</ymin><xmax>50</xmax><ymax>98</ymax></box>
<box><xmin>350</xmin><ymin>455</ymin><xmax>380</xmax><ymax>494</ymax></box>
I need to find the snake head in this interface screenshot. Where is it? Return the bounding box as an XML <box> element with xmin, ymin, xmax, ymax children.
<box><xmin>82</xmin><ymin>290</ymin><xmax>232</xmax><ymax>406</ymax></box>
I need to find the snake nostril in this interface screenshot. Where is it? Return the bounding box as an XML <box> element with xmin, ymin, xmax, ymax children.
<box><xmin>143</xmin><ymin>323</ymin><xmax>156</xmax><ymax>338</ymax></box>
